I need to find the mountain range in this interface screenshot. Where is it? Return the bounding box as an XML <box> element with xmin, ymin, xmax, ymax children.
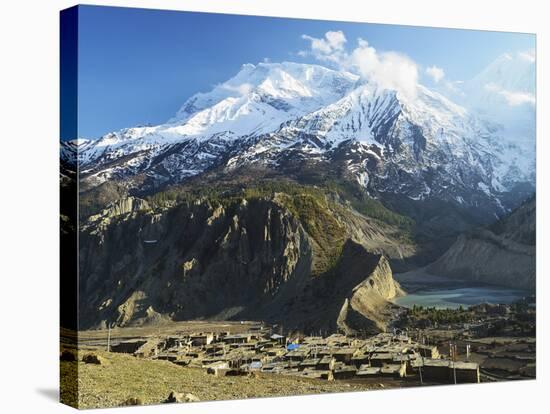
<box><xmin>62</xmin><ymin>55</ymin><xmax>535</xmax><ymax>220</ymax></box>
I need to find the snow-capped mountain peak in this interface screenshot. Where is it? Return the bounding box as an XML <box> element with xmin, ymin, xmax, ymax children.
<box><xmin>170</xmin><ymin>62</ymin><xmax>359</xmax><ymax>124</ymax></box>
<box><xmin>471</xmin><ymin>51</ymin><xmax>535</xmax><ymax>95</ymax></box>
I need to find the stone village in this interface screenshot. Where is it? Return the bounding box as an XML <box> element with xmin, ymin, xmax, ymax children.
<box><xmin>107</xmin><ymin>325</ymin><xmax>480</xmax><ymax>385</ymax></box>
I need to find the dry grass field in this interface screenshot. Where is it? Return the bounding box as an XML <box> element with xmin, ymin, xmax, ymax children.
<box><xmin>60</xmin><ymin>348</ymin><xmax>386</xmax><ymax>409</ymax></box>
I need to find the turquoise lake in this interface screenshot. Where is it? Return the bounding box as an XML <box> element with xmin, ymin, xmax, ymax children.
<box><xmin>393</xmin><ymin>286</ymin><xmax>526</xmax><ymax>309</ymax></box>
<box><xmin>393</xmin><ymin>270</ymin><xmax>527</xmax><ymax>309</ymax></box>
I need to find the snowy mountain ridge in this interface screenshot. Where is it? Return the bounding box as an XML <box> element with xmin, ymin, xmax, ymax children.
<box><xmin>62</xmin><ymin>57</ymin><xmax>535</xmax><ymax>217</ymax></box>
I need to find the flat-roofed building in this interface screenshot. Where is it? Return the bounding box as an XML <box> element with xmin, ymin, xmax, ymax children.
<box><xmin>369</xmin><ymin>353</ymin><xmax>395</xmax><ymax>367</ymax></box>
<box><xmin>189</xmin><ymin>333</ymin><xmax>214</xmax><ymax>346</ymax></box>
<box><xmin>357</xmin><ymin>366</ymin><xmax>382</xmax><ymax>377</ymax></box>
<box><xmin>285</xmin><ymin>348</ymin><xmax>310</xmax><ymax>362</ymax></box>
<box><xmin>110</xmin><ymin>339</ymin><xmax>147</xmax><ymax>354</ymax></box>
<box><xmin>453</xmin><ymin>361</ymin><xmax>480</xmax><ymax>383</ymax></box>
<box><xmin>316</xmin><ymin>356</ymin><xmax>336</xmax><ymax>371</ymax></box>
<box><xmin>332</xmin><ymin>348</ymin><xmax>357</xmax><ymax>363</ymax></box>
<box><xmin>299</xmin><ymin>358</ymin><xmax>321</xmax><ymax>370</ymax></box>
<box><xmin>270</xmin><ymin>334</ymin><xmax>286</xmax><ymax>345</ymax></box>
<box><xmin>380</xmin><ymin>363</ymin><xmax>407</xmax><ymax>378</ymax></box>
<box><xmin>265</xmin><ymin>347</ymin><xmax>287</xmax><ymax>357</ymax></box>
<box><xmin>351</xmin><ymin>353</ymin><xmax>371</xmax><ymax>367</ymax></box>
<box><xmin>223</xmin><ymin>333</ymin><xmax>252</xmax><ymax>344</ymax></box>
<box><xmin>420</xmin><ymin>359</ymin><xmax>480</xmax><ymax>384</ymax></box>
<box><xmin>332</xmin><ymin>364</ymin><xmax>357</xmax><ymax>379</ymax></box>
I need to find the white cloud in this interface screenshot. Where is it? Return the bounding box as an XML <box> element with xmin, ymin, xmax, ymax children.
<box><xmin>499</xmin><ymin>90</ymin><xmax>535</xmax><ymax>106</ymax></box>
<box><xmin>426</xmin><ymin>65</ymin><xmax>445</xmax><ymax>83</ymax></box>
<box><xmin>484</xmin><ymin>83</ymin><xmax>535</xmax><ymax>106</ymax></box>
<box><xmin>221</xmin><ymin>82</ymin><xmax>254</xmax><ymax>96</ymax></box>
<box><xmin>518</xmin><ymin>49</ymin><xmax>535</xmax><ymax>63</ymax></box>
<box><xmin>300</xmin><ymin>31</ymin><xmax>537</xmax><ymax>106</ymax></box>
<box><xmin>350</xmin><ymin>40</ymin><xmax>419</xmax><ymax>99</ymax></box>
<box><xmin>301</xmin><ymin>30</ymin><xmax>347</xmax><ymax>57</ymax></box>
<box><xmin>349</xmin><ymin>39</ymin><xmax>419</xmax><ymax>99</ymax></box>
<box><xmin>301</xmin><ymin>34</ymin><xmax>332</xmax><ymax>54</ymax></box>
<box><xmin>301</xmin><ymin>33</ymin><xmax>419</xmax><ymax>99</ymax></box>
<box><xmin>325</xmin><ymin>31</ymin><xmax>347</xmax><ymax>51</ymax></box>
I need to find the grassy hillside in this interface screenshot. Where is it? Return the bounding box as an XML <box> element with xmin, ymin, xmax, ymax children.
<box><xmin>61</xmin><ymin>348</ymin><xmax>379</xmax><ymax>409</ymax></box>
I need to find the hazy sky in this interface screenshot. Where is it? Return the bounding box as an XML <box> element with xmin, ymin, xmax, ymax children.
<box><xmin>67</xmin><ymin>5</ymin><xmax>535</xmax><ymax>140</ymax></box>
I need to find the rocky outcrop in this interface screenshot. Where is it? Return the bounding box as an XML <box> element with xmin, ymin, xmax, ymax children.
<box><xmin>333</xmin><ymin>241</ymin><xmax>404</xmax><ymax>335</ymax></box>
<box><xmin>251</xmin><ymin>239</ymin><xmax>404</xmax><ymax>335</ymax></box>
<box><xmin>78</xmin><ymin>192</ymin><xmax>406</xmax><ymax>333</ymax></box>
<box><xmin>427</xmin><ymin>197</ymin><xmax>535</xmax><ymax>291</ymax></box>
<box><xmin>88</xmin><ymin>196</ymin><xmax>150</xmax><ymax>224</ymax></box>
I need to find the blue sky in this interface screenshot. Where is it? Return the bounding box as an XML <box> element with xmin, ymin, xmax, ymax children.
<box><xmin>68</xmin><ymin>5</ymin><xmax>535</xmax><ymax>140</ymax></box>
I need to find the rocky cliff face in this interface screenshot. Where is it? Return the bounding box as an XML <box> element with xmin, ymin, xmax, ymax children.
<box><xmin>334</xmin><ymin>243</ymin><xmax>404</xmax><ymax>335</ymax></box>
<box><xmin>78</xmin><ymin>190</ymin><xmax>406</xmax><ymax>333</ymax></box>
<box><xmin>427</xmin><ymin>197</ymin><xmax>535</xmax><ymax>290</ymax></box>
<box><xmin>79</xmin><ymin>197</ymin><xmax>311</xmax><ymax>328</ymax></box>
